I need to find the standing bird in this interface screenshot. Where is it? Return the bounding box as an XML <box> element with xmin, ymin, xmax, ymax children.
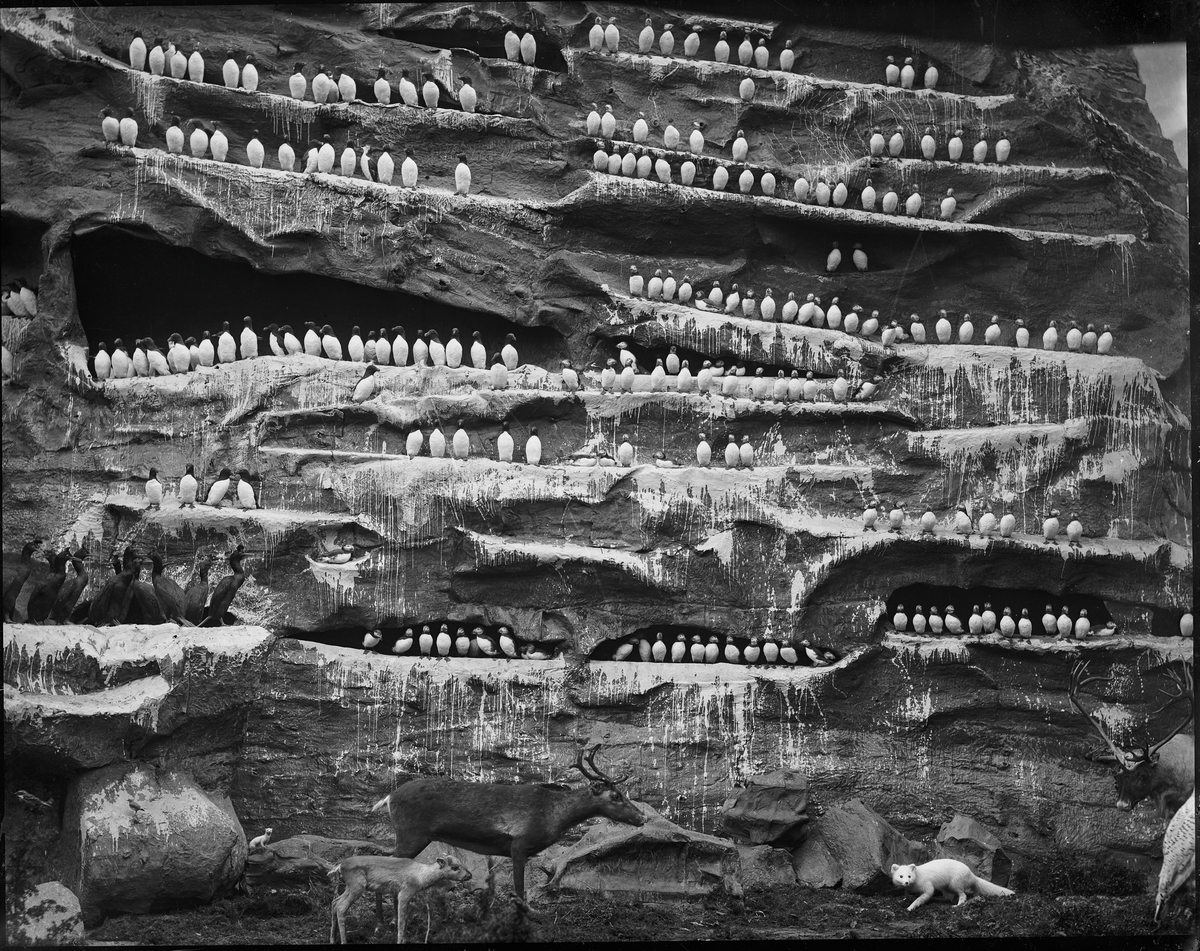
<box><xmin>436</xmin><ymin>624</ymin><xmax>452</xmax><ymax>656</ymax></box>
<box><xmin>148</xmin><ymin>37</ymin><xmax>166</xmax><ymax>75</ymax></box>
<box><xmin>617</xmin><ymin>434</ymin><xmax>634</xmax><ymax>467</ymax></box>
<box><xmin>150</xmin><ymin>552</ymin><xmax>188</xmax><ymax>623</ymax></box>
<box><xmin>958</xmin><ymin>314</ymin><xmax>974</xmax><ymax>344</ymax></box>
<box><xmin>973</xmin><ymin>133</ymin><xmax>988</xmax><ymax>163</ymax></box>
<box><xmin>504</xmin><ymin>29</ymin><xmax>521</xmax><ymax>61</ymax></box>
<box><xmin>588</xmin><ymin>16</ymin><xmax>605</xmax><ymax>52</ymax></box>
<box><xmin>453</xmin><ymin>154</ymin><xmax>472</xmax><ymax>194</ymax></box>
<box><xmin>900</xmin><ymin>56</ymin><xmax>916</xmax><ymax>88</ymax></box>
<box><xmin>497</xmin><ymin>421</ymin><xmax>514</xmax><ymax>462</ymax></box>
<box><xmin>501</xmin><ymin>333</ymin><xmax>519</xmax><ymax>370</ymax></box>
<box><xmin>129</xmin><ymin>30</ymin><xmax>147</xmax><ymax>70</ymax></box>
<box><xmin>458</xmin><ymin>77</ymin><xmax>476</xmax><ymax>113</ymax></box>
<box><xmin>202</xmin><ymin>548</ymin><xmax>247</xmax><ymax>626</ymax></box>
<box><xmin>119</xmin><ymin>108</ymin><xmax>138</xmax><ymax>147</ymax></box>
<box><xmin>826</xmin><ymin>242</ymin><xmax>842</xmax><ymax>272</ymax></box>
<box><xmin>235</xmin><ymin>469</ymin><xmax>260</xmax><ymax>509</ymax></box>
<box><xmin>995</xmin><ymin>132</ymin><xmax>1011</xmax><ymax>164</ymax></box>
<box><xmin>888</xmin><ymin>126</ymin><xmax>905</xmax><ymax>157</ymax></box>
<box><xmin>525</xmin><ymin>427</ymin><xmax>542</xmax><ymax>465</ymax></box>
<box><xmin>178</xmin><ymin>463</ymin><xmax>198</xmax><ymax>508</ymax></box>
<box><xmin>187</xmin><ymin>47</ymin><xmax>204</xmax><ymax>83</ymax></box>
<box><xmin>246</xmin><ymin>129</ymin><xmax>264</xmax><ymax>168</ymax></box>
<box><xmin>99</xmin><ymin>107</ymin><xmax>120</xmax><ymax>143</ymax></box>
<box><xmin>1043</xmin><ymin>509</ymin><xmax>1061</xmax><ymax>543</ymax></box>
<box><xmin>604</xmin><ymin>17</ymin><xmax>620</xmax><ymax>53</ymax></box>
<box><xmin>288</xmin><ymin>63</ymin><xmax>307</xmax><ymax>100</ymax></box>
<box><xmin>780</xmin><ymin>40</ymin><xmax>796</xmax><ymax>71</ymax></box>
<box><xmin>209</xmin><ymin>122</ymin><xmax>228</xmax><ymax>162</ymax></box>
<box><xmin>1042</xmin><ymin>320</ymin><xmax>1059</xmax><ymax>351</ymax></box>
<box><xmin>222</xmin><ymin>50</ymin><xmax>239</xmax><ymax>88</ymax></box>
<box><xmin>638</xmin><ymin>18</ymin><xmax>655</xmax><ymax>54</ymax></box>
<box><xmin>241</xmin><ymin>54</ymin><xmax>258</xmax><ymax>92</ymax></box>
<box><xmin>170</xmin><ymin>45</ymin><xmax>187</xmax><ymax>79</ymax></box>
<box><xmin>1097</xmin><ymin>324</ymin><xmax>1114</xmax><ymax>354</ymax></box>
<box><xmin>145</xmin><ymin>467</ymin><xmax>163</xmax><ymax>510</ymax></box>
<box><xmin>452</xmin><ymin>420</ymin><xmax>470</xmax><ymax>460</ymax></box>
<box><xmin>852</xmin><ymin>243</ymin><xmax>868</xmax><ymax>272</ymax></box>
<box><xmin>240</xmin><ymin>316</ymin><xmax>259</xmax><ymax>359</ymax></box>
<box><xmin>884</xmin><ymin>55</ymin><xmax>900</xmax><ymax>85</ymax></box>
<box><xmin>940</xmin><ymin>188</ymin><xmax>956</xmax><ymax>220</ymax></box>
<box><xmin>337</xmin><ymin>67</ymin><xmax>357</xmax><ymax>102</ymax></box>
<box><xmin>49</xmin><ymin>553</ymin><xmax>89</xmax><ymax>623</ymax></box>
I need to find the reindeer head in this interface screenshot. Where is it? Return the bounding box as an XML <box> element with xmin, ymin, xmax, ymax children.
<box><xmin>571</xmin><ymin>744</ymin><xmax>645</xmax><ymax>827</ymax></box>
<box><xmin>1069</xmin><ymin>661</ymin><xmax>1193</xmax><ymax>811</ymax></box>
<box><xmin>434</xmin><ymin>855</ymin><xmax>473</xmax><ymax>883</ymax></box>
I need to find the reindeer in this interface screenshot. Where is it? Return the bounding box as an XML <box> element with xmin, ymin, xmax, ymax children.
<box><xmin>328</xmin><ymin>854</ymin><xmax>472</xmax><ymax>944</ymax></box>
<box><xmin>1068</xmin><ymin>661</ymin><xmax>1194</xmax><ymax>820</ymax></box>
<box><xmin>369</xmin><ymin>744</ymin><xmax>644</xmax><ymax>918</ymax></box>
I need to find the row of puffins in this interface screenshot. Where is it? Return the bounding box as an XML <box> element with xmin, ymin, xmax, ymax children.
<box><xmin>4</xmin><ymin>542</ymin><xmax>246</xmax><ymax>628</ymax></box>
<box><xmin>362</xmin><ymin>624</ymin><xmax>555</xmax><ymax>660</ymax></box>
<box><xmin>612</xmin><ymin>632</ymin><xmax>838</xmax><ymax>666</ymax></box>
<box><xmin>624</xmin><ymin>270</ymin><xmax>1119</xmax><ymax>353</ymax></box>
<box><xmin>890</xmin><ymin>603</ymin><xmax>1111</xmax><ymax>638</ymax></box>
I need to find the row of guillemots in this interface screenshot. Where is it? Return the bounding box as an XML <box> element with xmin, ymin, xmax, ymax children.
<box><xmin>3</xmin><ymin>541</ymin><xmax>248</xmax><ymax>628</ymax></box>
<box><xmin>890</xmin><ymin>603</ymin><xmax>1194</xmax><ymax>640</ymax></box>
<box><xmin>361</xmin><ymin>623</ymin><xmax>557</xmax><ymax>660</ymax></box>
<box><xmin>611</xmin><ymin>632</ymin><xmax>840</xmax><ymax>666</ymax></box>
<box><xmin>125</xmin><ymin>22</ymin><xmax>939</xmax><ymax>94</ymax></box>
<box><xmin>624</xmin><ymin>268</ymin><xmax>1118</xmax><ymax>352</ymax></box>
<box><xmin>866</xmin><ymin>501</ymin><xmax>1099</xmax><ymax>546</ymax></box>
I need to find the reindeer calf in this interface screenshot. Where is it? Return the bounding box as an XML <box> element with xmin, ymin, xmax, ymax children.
<box><xmin>328</xmin><ymin>854</ymin><xmax>471</xmax><ymax>944</ymax></box>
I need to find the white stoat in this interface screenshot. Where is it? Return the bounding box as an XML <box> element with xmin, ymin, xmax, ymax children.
<box><xmin>891</xmin><ymin>860</ymin><xmax>1014</xmax><ymax>912</ymax></box>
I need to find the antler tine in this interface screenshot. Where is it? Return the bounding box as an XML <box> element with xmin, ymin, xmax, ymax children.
<box><xmin>1067</xmin><ymin>661</ymin><xmax>1128</xmax><ymax>763</ymax></box>
<box><xmin>584</xmin><ymin>744</ymin><xmax>631</xmax><ymax>786</ymax></box>
<box><xmin>571</xmin><ymin>745</ymin><xmax>600</xmax><ymax>782</ymax></box>
<box><xmin>1147</xmin><ymin>663</ymin><xmax>1195</xmax><ymax>758</ymax></box>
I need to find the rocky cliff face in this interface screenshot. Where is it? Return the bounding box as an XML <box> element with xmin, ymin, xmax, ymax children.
<box><xmin>1</xmin><ymin>2</ymin><xmax>1191</xmax><ymax>893</ymax></box>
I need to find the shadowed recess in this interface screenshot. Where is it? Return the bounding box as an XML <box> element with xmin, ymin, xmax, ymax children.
<box><xmin>69</xmin><ymin>226</ymin><xmax>568</xmax><ymax>366</ymax></box>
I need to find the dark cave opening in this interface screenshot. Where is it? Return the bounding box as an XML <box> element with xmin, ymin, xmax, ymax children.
<box><xmin>69</xmin><ymin>226</ymin><xmax>568</xmax><ymax>370</ymax></box>
<box><xmin>282</xmin><ymin>621</ymin><xmax>560</xmax><ymax>659</ymax></box>
<box><xmin>884</xmin><ymin>583</ymin><xmax>1113</xmax><ymax>635</ymax></box>
<box><xmin>1</xmin><ymin>212</ymin><xmax>48</xmax><ymax>290</ymax></box>
<box><xmin>379</xmin><ymin>28</ymin><xmax>568</xmax><ymax>73</ymax></box>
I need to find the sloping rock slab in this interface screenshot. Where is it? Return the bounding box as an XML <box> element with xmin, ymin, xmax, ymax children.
<box><xmin>4</xmin><ymin>880</ymin><xmax>85</xmax><ymax>946</ymax></box>
<box><xmin>791</xmin><ymin>799</ymin><xmax>925</xmax><ymax>893</ymax></box>
<box><xmin>720</xmin><ymin>768</ymin><xmax>810</xmax><ymax>847</ymax></box>
<box><xmin>736</xmin><ymin>844</ymin><xmax>799</xmax><ymax>887</ymax></box>
<box><xmin>243</xmin><ymin>834</ymin><xmax>386</xmax><ymax>890</ymax></box>
<box><xmin>932</xmin><ymin>814</ymin><xmax>1012</xmax><ymax>887</ymax></box>
<box><xmin>542</xmin><ymin>804</ymin><xmax>743</xmax><ymax>898</ymax></box>
<box><xmin>58</xmin><ymin>763</ymin><xmax>245</xmax><ymax>926</ymax></box>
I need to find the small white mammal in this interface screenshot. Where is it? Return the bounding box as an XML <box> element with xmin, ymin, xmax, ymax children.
<box><xmin>891</xmin><ymin>859</ymin><xmax>1014</xmax><ymax>912</ymax></box>
<box><xmin>329</xmin><ymin>854</ymin><xmax>472</xmax><ymax>944</ymax></box>
<box><xmin>248</xmin><ymin>827</ymin><xmax>273</xmax><ymax>852</ymax></box>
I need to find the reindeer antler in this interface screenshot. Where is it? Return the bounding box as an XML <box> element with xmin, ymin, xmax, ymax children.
<box><xmin>1067</xmin><ymin>661</ymin><xmax>1130</xmax><ymax>764</ymax></box>
<box><xmin>1146</xmin><ymin>663</ymin><xmax>1194</xmax><ymax>759</ymax></box>
<box><xmin>571</xmin><ymin>745</ymin><xmax>602</xmax><ymax>783</ymax></box>
<box><xmin>583</xmin><ymin>744</ymin><xmax>631</xmax><ymax>786</ymax></box>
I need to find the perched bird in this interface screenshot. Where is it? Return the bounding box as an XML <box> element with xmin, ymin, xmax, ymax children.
<box><xmin>617</xmin><ymin>434</ymin><xmax>634</xmax><ymax>467</ymax></box>
<box><xmin>1066</xmin><ymin>514</ymin><xmax>1084</xmax><ymax>545</ymax></box>
<box><xmin>919</xmin><ymin>509</ymin><xmax>937</xmax><ymax>535</ymax></box>
<box><xmin>703</xmin><ymin>635</ymin><xmax>720</xmax><ymax>664</ymax></box>
<box><xmin>202</xmin><ymin>547</ymin><xmax>247</xmax><ymax>626</ymax></box>
<box><xmin>826</xmin><ymin>242</ymin><xmax>842</xmax><ymax>272</ymax></box>
<box><xmin>1042</xmin><ymin>320</ymin><xmax>1059</xmax><ymax>351</ymax></box>
<box><xmin>352</xmin><ymin>364</ymin><xmax>378</xmax><ymax>403</ymax></box>
<box><xmin>651</xmin><ymin>632</ymin><xmax>668</xmax><ymax>662</ymax></box>
<box><xmin>888</xmin><ymin>126</ymin><xmax>904</xmax><ymax>157</ymax></box>
<box><xmin>604</xmin><ymin>17</ymin><xmax>620</xmax><ymax>53</ymax></box>
<box><xmin>1097</xmin><ymin>325</ymin><xmax>1114</xmax><ymax>354</ymax></box>
<box><xmin>1042</xmin><ymin>508</ymin><xmax>1061</xmax><ymax>543</ymax></box>
<box><xmin>398</xmin><ymin>69</ymin><xmax>418</xmax><ymax>106</ymax></box>
<box><xmin>235</xmin><ymin>469</ymin><xmax>260</xmax><ymax>509</ymax></box>
<box><xmin>739</xmin><ymin>436</ymin><xmax>755</xmax><ymax>469</ymax></box>
<box><xmin>145</xmin><ymin>467</ymin><xmax>163</xmax><ymax>509</ymax></box>
<box><xmin>660</xmin><ymin>23</ymin><xmax>675</xmax><ymax>56</ymax></box>
<box><xmin>455</xmin><ymin>154</ymin><xmax>471</xmax><ymax>195</ymax></box>
<box><xmin>497</xmin><ymin>421</ymin><xmax>513</xmax><ymax>462</ymax></box>
<box><xmin>436</xmin><ymin>623</ymin><xmax>452</xmax><ymax>656</ymax></box>
<box><xmin>504</xmin><ymin>29</ymin><xmax>521</xmax><ymax>61</ymax></box>
<box><xmin>204</xmin><ymin>468</ymin><xmax>232</xmax><ymax>507</ymax></box>
<box><xmin>418</xmin><ymin>625</ymin><xmax>434</xmax><ymax>655</ymax></box>
<box><xmin>187</xmin><ymin>47</ymin><xmax>204</xmax><ymax>83</ymax></box>
<box><xmin>222</xmin><ymin>49</ymin><xmax>239</xmax><ymax>88</ymax></box>
<box><xmin>613</xmin><ymin>637</ymin><xmax>636</xmax><ymax>662</ymax></box>
<box><xmin>1016</xmin><ymin>609</ymin><xmax>1033</xmax><ymax>639</ymax></box>
<box><xmin>714</xmin><ymin>30</ymin><xmax>729</xmax><ymax>62</ymax></box>
<box><xmin>948</xmin><ymin>128</ymin><xmax>964</xmax><ymax>162</ymax></box>
<box><xmin>1056</xmin><ymin>607</ymin><xmax>1073</xmax><ymax>638</ymax></box>
<box><xmin>99</xmin><ymin>107</ymin><xmax>120</xmax><ymax>143</ymax></box>
<box><xmin>288</xmin><ymin>63</ymin><xmax>307</xmax><ymax>100</ymax></box>
<box><xmin>119</xmin><ymin>108</ymin><xmax>138</xmax><ymax>147</ymax></box>
<box><xmin>525</xmin><ymin>427</ymin><xmax>542</xmax><ymax>465</ymax></box>
<box><xmin>498</xmin><ymin>626</ymin><xmax>518</xmax><ymax>658</ymax></box>
<box><xmin>421</xmin><ymin>73</ymin><xmax>440</xmax><ymax>108</ymax></box>
<box><xmin>911</xmin><ymin>606</ymin><xmax>926</xmax><ymax>634</ymax></box>
<box><xmin>884</xmin><ymin>55</ymin><xmax>900</xmax><ymax>85</ymax></box>
<box><xmin>852</xmin><ymin>243</ymin><xmax>868</xmax><ymax>272</ymax></box>
<box><xmin>780</xmin><ymin>40</ymin><xmax>796</xmax><ymax>71</ymax></box>
<box><xmin>406</xmin><ymin>426</ymin><xmax>424</xmax><ymax>458</ymax></box>
<box><xmin>452</xmin><ymin>420</ymin><xmax>470</xmax><ymax>460</ymax></box>
<box><xmin>944</xmin><ymin>605</ymin><xmax>963</xmax><ymax>635</ymax></box>
<box><xmin>893</xmin><ymin>603</ymin><xmax>908</xmax><ymax>631</ymax></box>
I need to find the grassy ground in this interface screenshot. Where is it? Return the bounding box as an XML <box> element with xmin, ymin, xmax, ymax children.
<box><xmin>83</xmin><ymin>878</ymin><xmax>1195</xmax><ymax>944</ymax></box>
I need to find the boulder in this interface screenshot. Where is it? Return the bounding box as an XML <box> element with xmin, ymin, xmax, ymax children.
<box><xmin>932</xmin><ymin>814</ymin><xmax>1012</xmax><ymax>887</ymax></box>
<box><xmin>791</xmin><ymin>799</ymin><xmax>925</xmax><ymax>893</ymax></box>
<box><xmin>58</xmin><ymin>763</ymin><xmax>245</xmax><ymax>926</ymax></box>
<box><xmin>541</xmin><ymin>803</ymin><xmax>743</xmax><ymax>899</ymax></box>
<box><xmin>719</xmin><ymin>769</ymin><xmax>810</xmax><ymax>847</ymax></box>
<box><xmin>735</xmin><ymin>844</ymin><xmax>798</xmax><ymax>887</ymax></box>
<box><xmin>4</xmin><ymin>881</ymin><xmax>85</xmax><ymax>946</ymax></box>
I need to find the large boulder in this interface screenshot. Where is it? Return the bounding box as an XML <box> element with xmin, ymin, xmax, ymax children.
<box><xmin>4</xmin><ymin>881</ymin><xmax>85</xmax><ymax>946</ymax></box>
<box><xmin>539</xmin><ymin>803</ymin><xmax>743</xmax><ymax>899</ymax></box>
<box><xmin>57</xmin><ymin>763</ymin><xmax>245</xmax><ymax>925</ymax></box>
<box><xmin>719</xmin><ymin>769</ymin><xmax>810</xmax><ymax>848</ymax></box>
<box><xmin>791</xmin><ymin>799</ymin><xmax>925</xmax><ymax>892</ymax></box>
<box><xmin>932</xmin><ymin>814</ymin><xmax>1012</xmax><ymax>887</ymax></box>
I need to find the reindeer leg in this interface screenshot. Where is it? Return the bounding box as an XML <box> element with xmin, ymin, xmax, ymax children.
<box><xmin>395</xmin><ymin>885</ymin><xmax>415</xmax><ymax>945</ymax></box>
<box><xmin>511</xmin><ymin>848</ymin><xmax>528</xmax><ymax>904</ymax></box>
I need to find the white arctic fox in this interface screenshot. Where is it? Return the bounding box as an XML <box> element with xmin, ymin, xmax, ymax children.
<box><xmin>891</xmin><ymin>859</ymin><xmax>1015</xmax><ymax>912</ymax></box>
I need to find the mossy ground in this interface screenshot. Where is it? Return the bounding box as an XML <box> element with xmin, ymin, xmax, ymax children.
<box><xmin>82</xmin><ymin>878</ymin><xmax>1194</xmax><ymax>944</ymax></box>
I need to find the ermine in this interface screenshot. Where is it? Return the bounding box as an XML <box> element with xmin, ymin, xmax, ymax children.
<box><xmin>891</xmin><ymin>859</ymin><xmax>1014</xmax><ymax>912</ymax></box>
<box><xmin>248</xmin><ymin>827</ymin><xmax>273</xmax><ymax>852</ymax></box>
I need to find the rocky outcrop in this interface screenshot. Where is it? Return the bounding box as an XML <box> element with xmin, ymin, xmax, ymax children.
<box><xmin>932</xmin><ymin>814</ymin><xmax>1011</xmax><ymax>887</ymax></box>
<box><xmin>792</xmin><ymin>799</ymin><xmax>925</xmax><ymax>892</ymax></box>
<box><xmin>719</xmin><ymin>769</ymin><xmax>810</xmax><ymax>848</ymax></box>
<box><xmin>541</xmin><ymin>804</ymin><xmax>743</xmax><ymax>898</ymax></box>
<box><xmin>57</xmin><ymin>762</ymin><xmax>245</xmax><ymax>925</ymax></box>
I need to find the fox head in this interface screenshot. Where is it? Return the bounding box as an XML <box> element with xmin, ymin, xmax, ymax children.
<box><xmin>891</xmin><ymin>864</ymin><xmax>917</xmax><ymax>886</ymax></box>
